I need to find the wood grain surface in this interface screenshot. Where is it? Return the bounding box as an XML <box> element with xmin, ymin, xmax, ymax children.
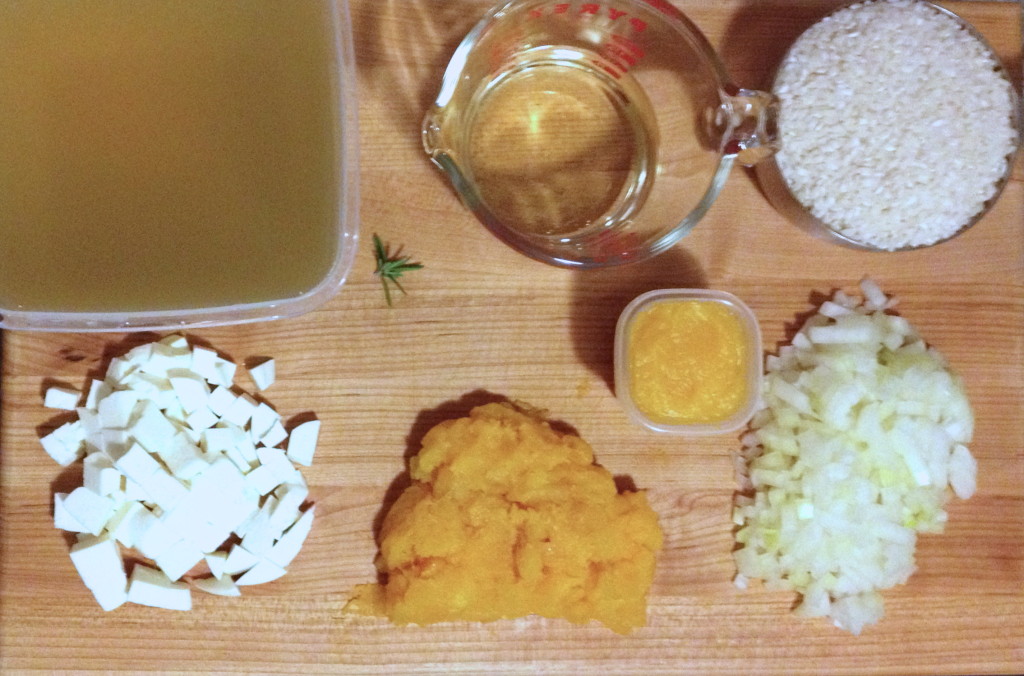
<box><xmin>2</xmin><ymin>1</ymin><xmax>1022</xmax><ymax>673</ymax></box>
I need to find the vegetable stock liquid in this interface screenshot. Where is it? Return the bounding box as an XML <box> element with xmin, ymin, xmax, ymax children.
<box><xmin>0</xmin><ymin>0</ymin><xmax>340</xmax><ymax>312</ymax></box>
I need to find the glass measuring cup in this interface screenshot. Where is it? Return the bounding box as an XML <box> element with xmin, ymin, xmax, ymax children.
<box><xmin>422</xmin><ymin>0</ymin><xmax>777</xmax><ymax>268</ymax></box>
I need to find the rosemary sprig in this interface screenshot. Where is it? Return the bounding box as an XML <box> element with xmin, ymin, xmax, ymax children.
<box><xmin>373</xmin><ymin>233</ymin><xmax>423</xmax><ymax>307</ymax></box>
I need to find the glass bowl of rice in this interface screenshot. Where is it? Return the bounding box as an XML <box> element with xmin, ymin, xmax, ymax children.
<box><xmin>756</xmin><ymin>0</ymin><xmax>1021</xmax><ymax>252</ymax></box>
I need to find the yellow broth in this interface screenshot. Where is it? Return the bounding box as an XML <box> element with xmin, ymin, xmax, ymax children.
<box><xmin>0</xmin><ymin>0</ymin><xmax>341</xmax><ymax>312</ymax></box>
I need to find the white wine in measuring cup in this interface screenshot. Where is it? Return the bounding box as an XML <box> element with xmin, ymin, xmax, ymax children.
<box><xmin>423</xmin><ymin>0</ymin><xmax>778</xmax><ymax>268</ymax></box>
<box><xmin>465</xmin><ymin>45</ymin><xmax>658</xmax><ymax>238</ymax></box>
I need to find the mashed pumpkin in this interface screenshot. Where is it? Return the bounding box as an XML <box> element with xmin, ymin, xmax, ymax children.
<box><xmin>347</xmin><ymin>402</ymin><xmax>663</xmax><ymax>634</ymax></box>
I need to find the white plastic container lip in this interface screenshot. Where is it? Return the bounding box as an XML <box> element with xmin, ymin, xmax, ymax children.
<box><xmin>614</xmin><ymin>288</ymin><xmax>763</xmax><ymax>436</ymax></box>
<box><xmin>0</xmin><ymin>0</ymin><xmax>359</xmax><ymax>333</ymax></box>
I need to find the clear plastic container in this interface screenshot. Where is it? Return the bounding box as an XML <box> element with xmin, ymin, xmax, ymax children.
<box><xmin>614</xmin><ymin>289</ymin><xmax>762</xmax><ymax>435</ymax></box>
<box><xmin>0</xmin><ymin>0</ymin><xmax>359</xmax><ymax>332</ymax></box>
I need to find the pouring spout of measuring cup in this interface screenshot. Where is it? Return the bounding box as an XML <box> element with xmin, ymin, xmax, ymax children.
<box><xmin>717</xmin><ymin>87</ymin><xmax>780</xmax><ymax>167</ymax></box>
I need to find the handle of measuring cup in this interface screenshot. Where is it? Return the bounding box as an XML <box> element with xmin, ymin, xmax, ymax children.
<box><xmin>718</xmin><ymin>87</ymin><xmax>779</xmax><ymax>167</ymax></box>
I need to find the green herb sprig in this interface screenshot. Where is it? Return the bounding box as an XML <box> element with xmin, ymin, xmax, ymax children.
<box><xmin>373</xmin><ymin>234</ymin><xmax>423</xmax><ymax>307</ymax></box>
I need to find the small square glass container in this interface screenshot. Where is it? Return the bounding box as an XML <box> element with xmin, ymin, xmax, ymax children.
<box><xmin>614</xmin><ymin>288</ymin><xmax>762</xmax><ymax>435</ymax></box>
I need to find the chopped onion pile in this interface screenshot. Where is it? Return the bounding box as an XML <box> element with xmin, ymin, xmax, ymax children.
<box><xmin>39</xmin><ymin>335</ymin><xmax>321</xmax><ymax>611</ymax></box>
<box><xmin>733</xmin><ymin>279</ymin><xmax>977</xmax><ymax>635</ymax></box>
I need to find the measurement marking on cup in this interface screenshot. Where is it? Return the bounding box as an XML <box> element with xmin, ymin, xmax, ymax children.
<box><xmin>527</xmin><ymin>3</ymin><xmax>648</xmax><ymax>33</ymax></box>
<box><xmin>527</xmin><ymin>3</ymin><xmax>648</xmax><ymax>76</ymax></box>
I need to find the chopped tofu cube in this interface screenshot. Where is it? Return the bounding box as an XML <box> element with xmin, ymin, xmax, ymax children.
<box><xmin>266</xmin><ymin>506</ymin><xmax>316</xmax><ymax>569</ymax></box>
<box><xmin>69</xmin><ymin>534</ymin><xmax>128</xmax><ymax>611</ymax></box>
<box><xmin>77</xmin><ymin>407</ymin><xmax>102</xmax><ymax>435</ymax></box>
<box><xmin>190</xmin><ymin>347</ymin><xmax>221</xmax><ymax>383</ymax></box>
<box><xmin>205</xmin><ymin>551</ymin><xmax>229</xmax><ymax>580</ymax></box>
<box><xmin>221</xmin><ymin>545</ymin><xmax>260</xmax><ymax>576</ymax></box>
<box><xmin>83</xmin><ymin>453</ymin><xmax>123</xmax><ymax>496</ymax></box>
<box><xmin>286</xmin><ymin>420</ymin><xmax>321</xmax><ymax>467</ymax></box>
<box><xmin>124</xmin><ymin>343</ymin><xmax>154</xmax><ymax>367</ymax></box>
<box><xmin>193</xmin><ymin>576</ymin><xmax>241</xmax><ymax>597</ymax></box>
<box><xmin>235</xmin><ymin>559</ymin><xmax>287</xmax><ymax>586</ymax></box>
<box><xmin>127</xmin><ymin>565</ymin><xmax>191</xmax><ymax>611</ymax></box>
<box><xmin>62</xmin><ymin>486</ymin><xmax>116</xmax><ymax>536</ymax></box>
<box><xmin>154</xmin><ymin>539</ymin><xmax>205</xmax><ymax>581</ymax></box>
<box><xmin>139</xmin><ymin>342</ymin><xmax>192</xmax><ymax>377</ymax></box>
<box><xmin>213</xmin><ymin>358</ymin><xmax>237</xmax><ymax>389</ymax></box>
<box><xmin>44</xmin><ymin>385</ymin><xmax>81</xmax><ymax>410</ymax></box>
<box><xmin>246</xmin><ymin>359</ymin><xmax>276</xmax><ymax>391</ymax></box>
<box><xmin>240</xmin><ymin>496</ymin><xmax>281</xmax><ymax>554</ymax></box>
<box><xmin>54</xmin><ymin>492</ymin><xmax>88</xmax><ymax>532</ymax></box>
<box><xmin>160</xmin><ymin>334</ymin><xmax>190</xmax><ymax>350</ymax></box>
<box><xmin>123</xmin><ymin>477</ymin><xmax>151</xmax><ymax>502</ymax></box>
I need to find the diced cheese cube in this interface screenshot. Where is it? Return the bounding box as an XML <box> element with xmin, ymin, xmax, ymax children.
<box><xmin>260</xmin><ymin>420</ymin><xmax>288</xmax><ymax>449</ymax></box>
<box><xmin>139</xmin><ymin>342</ymin><xmax>192</xmax><ymax>377</ymax></box>
<box><xmin>159</xmin><ymin>493</ymin><xmax>209</xmax><ymax>541</ymax></box>
<box><xmin>160</xmin><ymin>334</ymin><xmax>190</xmax><ymax>350</ymax></box>
<box><xmin>127</xmin><ymin>565</ymin><xmax>191</xmax><ymax>611</ymax></box>
<box><xmin>62</xmin><ymin>486</ymin><xmax>116</xmax><ymax>536</ymax></box>
<box><xmin>243</xmin><ymin>465</ymin><xmax>285</xmax><ymax>497</ymax></box>
<box><xmin>256</xmin><ymin>446</ymin><xmax>297</xmax><ymax>480</ymax></box>
<box><xmin>286</xmin><ymin>420</ymin><xmax>321</xmax><ymax>467</ymax></box>
<box><xmin>240</xmin><ymin>496</ymin><xmax>281</xmax><ymax>555</ymax></box>
<box><xmin>106</xmin><ymin>501</ymin><xmax>146</xmax><ymax>548</ymax></box>
<box><xmin>138</xmin><ymin>468</ymin><xmax>188</xmax><ymax>511</ymax></box>
<box><xmin>54</xmin><ymin>492</ymin><xmax>88</xmax><ymax>532</ymax></box>
<box><xmin>83</xmin><ymin>453</ymin><xmax>124</xmax><ymax>496</ymax></box>
<box><xmin>221</xmin><ymin>544</ymin><xmax>260</xmax><ymax>576</ymax></box>
<box><xmin>105</xmin><ymin>356</ymin><xmax>137</xmax><ymax>385</ymax></box>
<box><xmin>69</xmin><ymin>534</ymin><xmax>128</xmax><ymax>611</ymax></box>
<box><xmin>186</xmin><ymin>406</ymin><xmax>219</xmax><ymax>434</ymax></box>
<box><xmin>269</xmin><ymin>482</ymin><xmax>309</xmax><ymax>532</ymax></box>
<box><xmin>190</xmin><ymin>346</ymin><xmax>220</xmax><ymax>383</ymax></box>
<box><xmin>98</xmin><ymin>390</ymin><xmax>140</xmax><ymax>429</ymax></box>
<box><xmin>235</xmin><ymin>559</ymin><xmax>287</xmax><ymax>586</ymax></box>
<box><xmin>221</xmin><ymin>393</ymin><xmax>258</xmax><ymax>427</ymax></box>
<box><xmin>40</xmin><ymin>425</ymin><xmax>83</xmax><ymax>467</ymax></box>
<box><xmin>133</xmin><ymin>509</ymin><xmax>179</xmax><ymax>560</ymax></box>
<box><xmin>193</xmin><ymin>575</ymin><xmax>241</xmax><ymax>597</ymax></box>
<box><xmin>44</xmin><ymin>385</ymin><xmax>81</xmax><ymax>410</ymax></box>
<box><xmin>157</xmin><ymin>433</ymin><xmax>208</xmax><ymax>481</ymax></box>
<box><xmin>168</xmin><ymin>371</ymin><xmax>210</xmax><ymax>414</ymax></box>
<box><xmin>213</xmin><ymin>358</ymin><xmax>237</xmax><ymax>389</ymax></box>
<box><xmin>205</xmin><ymin>551</ymin><xmax>228</xmax><ymax>580</ymax></box>
<box><xmin>190</xmin><ymin>519</ymin><xmax>236</xmax><ymax>555</ymax></box>
<box><xmin>111</xmin><ymin>443</ymin><xmax>163</xmax><ymax>484</ymax></box>
<box><xmin>130</xmin><ymin>401</ymin><xmax>179</xmax><ymax>454</ymax></box>
<box><xmin>266</xmin><ymin>506</ymin><xmax>316</xmax><ymax>569</ymax></box>
<box><xmin>100</xmin><ymin>428</ymin><xmax>131</xmax><ymax>458</ymax></box>
<box><xmin>123</xmin><ymin>476</ymin><xmax>151</xmax><ymax>502</ymax></box>
<box><xmin>208</xmin><ymin>386</ymin><xmax>238</xmax><ymax>418</ymax></box>
<box><xmin>249</xmin><ymin>403</ymin><xmax>281</xmax><ymax>442</ymax></box>
<box><xmin>246</xmin><ymin>359</ymin><xmax>276</xmax><ymax>391</ymax></box>
<box><xmin>124</xmin><ymin>343</ymin><xmax>154</xmax><ymax>367</ymax></box>
<box><xmin>77</xmin><ymin>407</ymin><xmax>103</xmax><ymax>435</ymax></box>
<box><xmin>154</xmin><ymin>538</ymin><xmax>205</xmax><ymax>581</ymax></box>
<box><xmin>85</xmin><ymin>379</ymin><xmax>112</xmax><ymax>410</ymax></box>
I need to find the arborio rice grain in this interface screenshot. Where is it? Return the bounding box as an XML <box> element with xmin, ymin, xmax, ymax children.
<box><xmin>774</xmin><ymin>0</ymin><xmax>1019</xmax><ymax>250</ymax></box>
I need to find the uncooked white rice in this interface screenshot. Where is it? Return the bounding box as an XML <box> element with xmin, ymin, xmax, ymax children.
<box><xmin>774</xmin><ymin>0</ymin><xmax>1019</xmax><ymax>250</ymax></box>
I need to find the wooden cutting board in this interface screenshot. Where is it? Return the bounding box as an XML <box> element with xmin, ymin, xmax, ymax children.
<box><xmin>2</xmin><ymin>1</ymin><xmax>1021</xmax><ymax>673</ymax></box>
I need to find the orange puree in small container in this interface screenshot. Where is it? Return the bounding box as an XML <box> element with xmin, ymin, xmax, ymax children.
<box><xmin>627</xmin><ymin>300</ymin><xmax>749</xmax><ymax>424</ymax></box>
